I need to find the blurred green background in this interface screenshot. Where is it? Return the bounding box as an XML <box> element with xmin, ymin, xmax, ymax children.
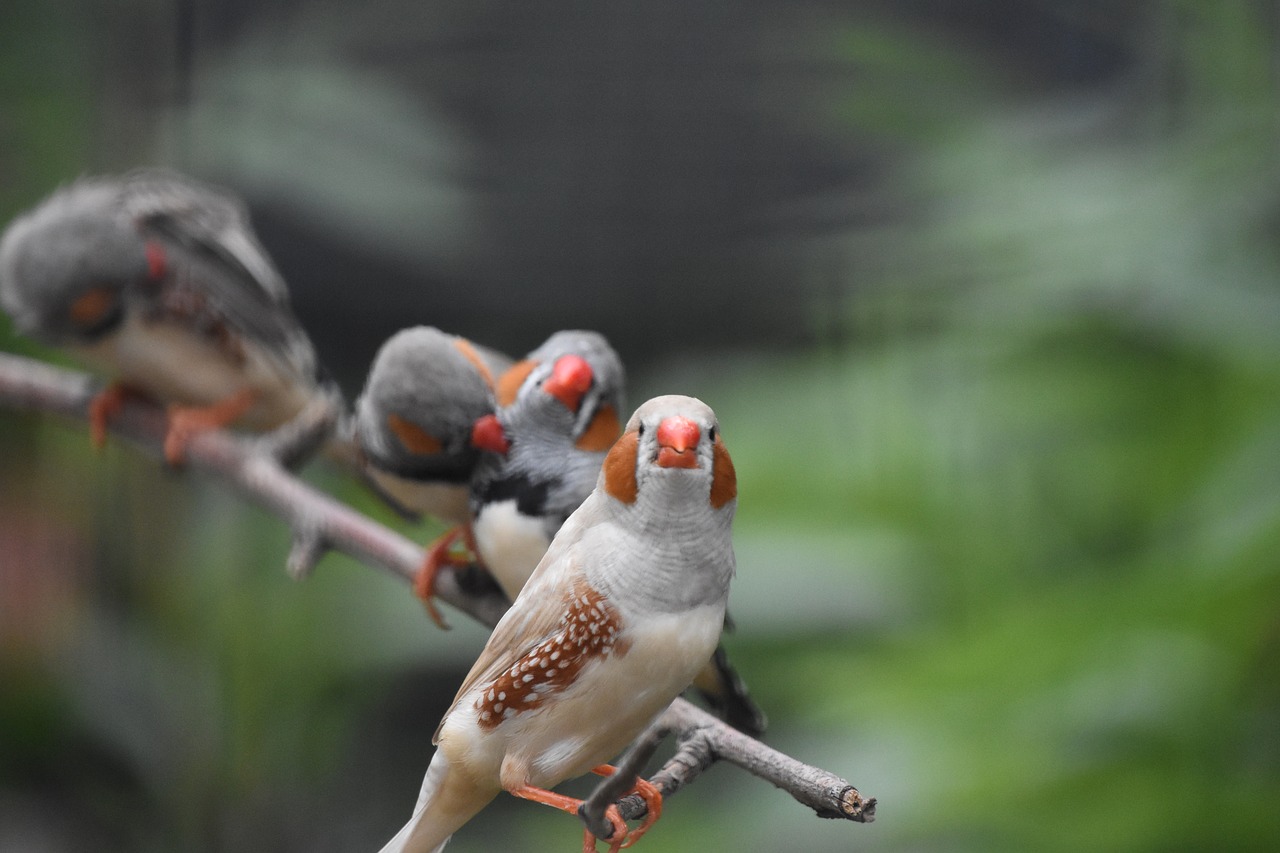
<box><xmin>2</xmin><ymin>1</ymin><xmax>1279</xmax><ymax>851</ymax></box>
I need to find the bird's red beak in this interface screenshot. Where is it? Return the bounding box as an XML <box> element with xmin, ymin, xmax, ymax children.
<box><xmin>541</xmin><ymin>354</ymin><xmax>593</xmax><ymax>411</ymax></box>
<box><xmin>656</xmin><ymin>416</ymin><xmax>701</xmax><ymax>469</ymax></box>
<box><xmin>470</xmin><ymin>413</ymin><xmax>510</xmax><ymax>454</ymax></box>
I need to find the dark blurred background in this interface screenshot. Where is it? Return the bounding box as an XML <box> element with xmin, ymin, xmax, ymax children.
<box><xmin>3</xmin><ymin>1</ymin><xmax>1279</xmax><ymax>851</ymax></box>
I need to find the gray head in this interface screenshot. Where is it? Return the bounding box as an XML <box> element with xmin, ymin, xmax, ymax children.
<box><xmin>602</xmin><ymin>394</ymin><xmax>735</xmax><ymax>511</ymax></box>
<box><xmin>494</xmin><ymin>329</ymin><xmax>626</xmax><ymax>446</ymax></box>
<box><xmin>593</xmin><ymin>394</ymin><xmax>737</xmax><ymax>612</ymax></box>
<box><xmin>0</xmin><ymin>178</ymin><xmax>146</xmax><ymax>343</ymax></box>
<box><xmin>354</xmin><ymin>326</ymin><xmax>501</xmax><ymax>483</ymax></box>
<box><xmin>470</xmin><ymin>329</ymin><xmax>627</xmax><ymax>529</ymax></box>
<box><xmin>1</xmin><ymin>169</ymin><xmax>306</xmax><ymax>352</ymax></box>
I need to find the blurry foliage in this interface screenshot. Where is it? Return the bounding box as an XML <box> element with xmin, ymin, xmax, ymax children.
<box><xmin>3</xmin><ymin>1</ymin><xmax>1280</xmax><ymax>852</ymax></box>
<box><xmin>0</xmin><ymin>2</ymin><xmax>95</xmax><ymax>204</ymax></box>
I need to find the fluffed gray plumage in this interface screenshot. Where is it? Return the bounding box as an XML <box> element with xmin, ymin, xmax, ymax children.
<box><xmin>0</xmin><ymin>169</ymin><xmax>333</xmax><ymax>433</ymax></box>
<box><xmin>352</xmin><ymin>325</ymin><xmax>512</xmax><ymax>524</ymax></box>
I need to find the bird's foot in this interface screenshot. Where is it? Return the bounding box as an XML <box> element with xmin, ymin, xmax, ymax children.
<box><xmin>413</xmin><ymin>525</ymin><xmax>477</xmax><ymax>629</ymax></box>
<box><xmin>163</xmin><ymin>388</ymin><xmax>258</xmax><ymax>465</ymax></box>
<box><xmin>87</xmin><ymin>382</ymin><xmax>148</xmax><ymax>450</ymax></box>
<box><xmin>508</xmin><ymin>784</ymin><xmax>629</xmax><ymax>853</ymax></box>
<box><xmin>589</xmin><ymin>765</ymin><xmax>663</xmax><ymax>848</ymax></box>
<box><xmin>585</xmin><ymin>807</ymin><xmax>630</xmax><ymax>853</ymax></box>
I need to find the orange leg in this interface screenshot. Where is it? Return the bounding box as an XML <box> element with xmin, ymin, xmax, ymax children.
<box><xmin>88</xmin><ymin>382</ymin><xmax>149</xmax><ymax>450</ymax></box>
<box><xmin>508</xmin><ymin>784</ymin><xmax>628</xmax><ymax>853</ymax></box>
<box><xmin>163</xmin><ymin>388</ymin><xmax>259</xmax><ymax>465</ymax></box>
<box><xmin>413</xmin><ymin>525</ymin><xmax>478</xmax><ymax>630</ymax></box>
<box><xmin>590</xmin><ymin>765</ymin><xmax>663</xmax><ymax>848</ymax></box>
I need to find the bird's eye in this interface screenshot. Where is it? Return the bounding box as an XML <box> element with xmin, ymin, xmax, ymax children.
<box><xmin>708</xmin><ymin>426</ymin><xmax>717</xmax><ymax>443</ymax></box>
<box><xmin>637</xmin><ymin>423</ymin><xmax>645</xmax><ymax>437</ymax></box>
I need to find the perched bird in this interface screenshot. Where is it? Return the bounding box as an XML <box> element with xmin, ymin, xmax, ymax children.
<box><xmin>378</xmin><ymin>395</ymin><xmax>739</xmax><ymax>853</ymax></box>
<box><xmin>353</xmin><ymin>325</ymin><xmax>513</xmax><ymax>523</ymax></box>
<box><xmin>468</xmin><ymin>330</ymin><xmax>766</xmax><ymax>736</ymax></box>
<box><xmin>468</xmin><ymin>329</ymin><xmax>626</xmax><ymax>601</ymax></box>
<box><xmin>352</xmin><ymin>325</ymin><xmax>512</xmax><ymax>624</ymax></box>
<box><xmin>0</xmin><ymin>169</ymin><xmax>335</xmax><ymax>463</ymax></box>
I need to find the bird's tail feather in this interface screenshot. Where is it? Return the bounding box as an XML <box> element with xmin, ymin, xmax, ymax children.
<box><xmin>377</xmin><ymin>751</ymin><xmax>495</xmax><ymax>853</ymax></box>
<box><xmin>692</xmin><ymin>642</ymin><xmax>768</xmax><ymax>738</ymax></box>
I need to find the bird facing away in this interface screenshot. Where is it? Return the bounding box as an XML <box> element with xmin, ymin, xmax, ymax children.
<box><xmin>378</xmin><ymin>394</ymin><xmax>739</xmax><ymax>853</ymax></box>
<box><xmin>0</xmin><ymin>169</ymin><xmax>335</xmax><ymax>463</ymax></box>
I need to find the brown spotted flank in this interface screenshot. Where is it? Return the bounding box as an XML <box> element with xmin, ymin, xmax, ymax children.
<box><xmin>474</xmin><ymin>580</ymin><xmax>630</xmax><ymax>729</ymax></box>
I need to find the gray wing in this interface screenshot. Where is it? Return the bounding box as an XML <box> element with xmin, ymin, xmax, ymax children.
<box><xmin>121</xmin><ymin>169</ymin><xmax>316</xmax><ymax>377</ymax></box>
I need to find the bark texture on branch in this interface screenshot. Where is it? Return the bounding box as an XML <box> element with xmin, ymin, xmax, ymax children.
<box><xmin>0</xmin><ymin>351</ymin><xmax>876</xmax><ymax>838</ymax></box>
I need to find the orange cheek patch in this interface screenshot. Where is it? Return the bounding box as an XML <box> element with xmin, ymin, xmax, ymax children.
<box><xmin>496</xmin><ymin>359</ymin><xmax>538</xmax><ymax>407</ymax></box>
<box><xmin>387</xmin><ymin>413</ymin><xmax>444</xmax><ymax>455</ymax></box>
<box><xmin>575</xmin><ymin>404</ymin><xmax>622</xmax><ymax>452</ymax></box>
<box><xmin>602</xmin><ymin>430</ymin><xmax>639</xmax><ymax>504</ymax></box>
<box><xmin>68</xmin><ymin>286</ymin><xmax>118</xmax><ymax>330</ymax></box>
<box><xmin>710</xmin><ymin>437</ymin><xmax>737</xmax><ymax>508</ymax></box>
<box><xmin>452</xmin><ymin>338</ymin><xmax>496</xmax><ymax>390</ymax></box>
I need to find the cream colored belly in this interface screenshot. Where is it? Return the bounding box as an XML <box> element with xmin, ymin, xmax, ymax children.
<box><xmin>439</xmin><ymin>604</ymin><xmax>724</xmax><ymax>791</ymax></box>
<box><xmin>74</xmin><ymin>314</ymin><xmax>313</xmax><ymax>429</ymax></box>
<box><xmin>366</xmin><ymin>468</ymin><xmax>471</xmax><ymax>526</ymax></box>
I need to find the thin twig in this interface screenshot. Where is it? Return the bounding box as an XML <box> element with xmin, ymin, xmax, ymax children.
<box><xmin>0</xmin><ymin>351</ymin><xmax>876</xmax><ymax>837</ymax></box>
<box><xmin>0</xmin><ymin>351</ymin><xmax>509</xmax><ymax>627</ymax></box>
<box><xmin>626</xmin><ymin>699</ymin><xmax>877</xmax><ymax>823</ymax></box>
<box><xmin>580</xmin><ymin>720</ymin><xmax>671</xmax><ymax>840</ymax></box>
<box><xmin>286</xmin><ymin>522</ymin><xmax>328</xmax><ymax>580</ymax></box>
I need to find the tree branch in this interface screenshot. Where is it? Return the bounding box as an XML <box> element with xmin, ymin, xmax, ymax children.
<box><xmin>0</xmin><ymin>351</ymin><xmax>876</xmax><ymax>838</ymax></box>
<box><xmin>636</xmin><ymin>700</ymin><xmax>876</xmax><ymax>822</ymax></box>
<box><xmin>0</xmin><ymin>351</ymin><xmax>510</xmax><ymax>627</ymax></box>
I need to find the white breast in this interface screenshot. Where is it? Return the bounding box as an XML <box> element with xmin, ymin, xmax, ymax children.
<box><xmin>471</xmin><ymin>499</ymin><xmax>553</xmax><ymax>599</ymax></box>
